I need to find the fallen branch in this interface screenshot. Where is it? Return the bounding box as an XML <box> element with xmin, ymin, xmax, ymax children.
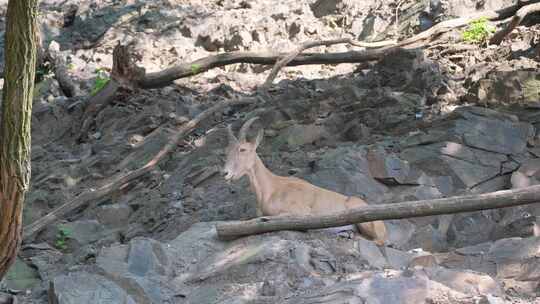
<box><xmin>23</xmin><ymin>97</ymin><xmax>258</xmax><ymax>240</ymax></box>
<box><xmin>138</xmin><ymin>48</ymin><xmax>397</xmax><ymax>88</ymax></box>
<box><xmin>216</xmin><ymin>184</ymin><xmax>540</xmax><ymax>240</ymax></box>
<box><xmin>262</xmin><ymin>38</ymin><xmax>378</xmax><ymax>88</ymax></box>
<box><xmin>395</xmin><ymin>0</ymin><xmax>540</xmax><ymax>48</ymax></box>
<box><xmin>490</xmin><ymin>2</ymin><xmax>540</xmax><ymax>45</ymax></box>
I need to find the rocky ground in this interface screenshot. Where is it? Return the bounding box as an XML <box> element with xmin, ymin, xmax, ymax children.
<box><xmin>1</xmin><ymin>0</ymin><xmax>540</xmax><ymax>303</ymax></box>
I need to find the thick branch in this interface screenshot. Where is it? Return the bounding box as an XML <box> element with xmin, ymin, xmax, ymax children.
<box><xmin>490</xmin><ymin>2</ymin><xmax>540</xmax><ymax>45</ymax></box>
<box><xmin>262</xmin><ymin>38</ymin><xmax>395</xmax><ymax>88</ymax></box>
<box><xmin>138</xmin><ymin>49</ymin><xmax>395</xmax><ymax>88</ymax></box>
<box><xmin>23</xmin><ymin>97</ymin><xmax>258</xmax><ymax>240</ymax></box>
<box><xmin>216</xmin><ymin>184</ymin><xmax>540</xmax><ymax>240</ymax></box>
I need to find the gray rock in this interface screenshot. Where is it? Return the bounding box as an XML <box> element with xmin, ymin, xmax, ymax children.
<box><xmin>399</xmin><ymin>130</ymin><xmax>448</xmax><ymax>148</ymax></box>
<box><xmin>49</xmin><ymin>272</ymin><xmax>136</xmax><ymax>304</ymax></box>
<box><xmin>511</xmin><ymin>158</ymin><xmax>540</xmax><ymax>189</ymax></box>
<box><xmin>283</xmin><ymin>269</ymin><xmax>473</xmax><ymax>304</ymax></box>
<box><xmin>402</xmin><ymin>142</ymin><xmax>506</xmax><ymax>189</ymax></box>
<box><xmin>454</xmin><ymin>107</ymin><xmax>534</xmax><ymax>155</ymax></box>
<box><xmin>96</xmin><ymin>204</ymin><xmax>132</xmax><ymax>229</ymax></box>
<box><xmin>385</xmin><ymin>247</ymin><xmax>437</xmax><ymax>269</ymax></box>
<box><xmin>422</xmin><ymin>267</ymin><xmax>502</xmax><ymax>296</ymax></box>
<box><xmin>356</xmin><ymin>238</ymin><xmax>389</xmax><ymax>269</ymax></box>
<box><xmin>96</xmin><ymin>238</ymin><xmax>171</xmax><ymax>304</ymax></box>
<box><xmin>367</xmin><ymin>147</ymin><xmax>411</xmax><ymax>185</ymax></box>
<box><xmin>61</xmin><ymin>220</ymin><xmax>112</xmax><ymax>246</ymax></box>
<box><xmin>276</xmin><ymin>124</ymin><xmax>328</xmax><ymax>148</ymax></box>
<box><xmin>489</xmin><ymin>237</ymin><xmax>540</xmax><ymax>281</ymax></box>
<box><xmin>4</xmin><ymin>258</ymin><xmax>41</xmax><ymax>291</ymax></box>
<box><xmin>304</xmin><ymin>145</ymin><xmax>388</xmax><ymax>202</ymax></box>
<box><xmin>489</xmin><ymin>237</ymin><xmax>540</xmax><ymax>262</ymax></box>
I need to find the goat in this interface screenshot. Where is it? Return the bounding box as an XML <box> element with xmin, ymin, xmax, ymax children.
<box><xmin>222</xmin><ymin>117</ymin><xmax>387</xmax><ymax>245</ymax></box>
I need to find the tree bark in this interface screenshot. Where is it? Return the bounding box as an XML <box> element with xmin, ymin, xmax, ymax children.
<box><xmin>216</xmin><ymin>184</ymin><xmax>540</xmax><ymax>240</ymax></box>
<box><xmin>0</xmin><ymin>0</ymin><xmax>39</xmax><ymax>280</ymax></box>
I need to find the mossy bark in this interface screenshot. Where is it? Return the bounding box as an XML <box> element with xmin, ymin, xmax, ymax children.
<box><xmin>0</xmin><ymin>0</ymin><xmax>39</xmax><ymax>280</ymax></box>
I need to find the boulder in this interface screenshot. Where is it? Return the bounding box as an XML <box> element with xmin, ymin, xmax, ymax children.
<box><xmin>304</xmin><ymin>145</ymin><xmax>388</xmax><ymax>202</ymax></box>
<box><xmin>49</xmin><ymin>272</ymin><xmax>136</xmax><ymax>304</ymax></box>
<box><xmin>4</xmin><ymin>258</ymin><xmax>41</xmax><ymax>291</ymax></box>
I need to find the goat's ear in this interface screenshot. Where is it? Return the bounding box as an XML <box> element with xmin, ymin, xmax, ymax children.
<box><xmin>254</xmin><ymin>128</ymin><xmax>264</xmax><ymax>148</ymax></box>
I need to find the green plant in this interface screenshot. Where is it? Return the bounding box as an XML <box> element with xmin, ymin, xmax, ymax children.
<box><xmin>55</xmin><ymin>225</ymin><xmax>72</xmax><ymax>250</ymax></box>
<box><xmin>190</xmin><ymin>63</ymin><xmax>201</xmax><ymax>74</ymax></box>
<box><xmin>67</xmin><ymin>63</ymin><xmax>75</xmax><ymax>70</ymax></box>
<box><xmin>462</xmin><ymin>17</ymin><xmax>495</xmax><ymax>44</ymax></box>
<box><xmin>91</xmin><ymin>68</ymin><xmax>110</xmax><ymax>96</ymax></box>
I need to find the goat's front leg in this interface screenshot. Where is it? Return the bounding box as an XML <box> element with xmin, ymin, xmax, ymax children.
<box><xmin>255</xmin><ymin>200</ymin><xmax>264</xmax><ymax>217</ymax></box>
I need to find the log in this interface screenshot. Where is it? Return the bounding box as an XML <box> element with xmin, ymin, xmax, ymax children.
<box><xmin>490</xmin><ymin>2</ymin><xmax>540</xmax><ymax>45</ymax></box>
<box><xmin>215</xmin><ymin>184</ymin><xmax>540</xmax><ymax>240</ymax></box>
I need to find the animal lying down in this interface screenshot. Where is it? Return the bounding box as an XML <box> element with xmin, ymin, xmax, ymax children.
<box><xmin>222</xmin><ymin>117</ymin><xmax>387</xmax><ymax>245</ymax></box>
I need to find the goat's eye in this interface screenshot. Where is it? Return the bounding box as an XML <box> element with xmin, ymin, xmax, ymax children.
<box><xmin>239</xmin><ymin>148</ymin><xmax>247</xmax><ymax>152</ymax></box>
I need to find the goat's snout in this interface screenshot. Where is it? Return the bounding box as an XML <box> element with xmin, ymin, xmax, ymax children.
<box><xmin>222</xmin><ymin>168</ymin><xmax>234</xmax><ymax>181</ymax></box>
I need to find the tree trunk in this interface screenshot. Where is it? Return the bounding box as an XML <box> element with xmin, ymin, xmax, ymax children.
<box><xmin>0</xmin><ymin>0</ymin><xmax>39</xmax><ymax>280</ymax></box>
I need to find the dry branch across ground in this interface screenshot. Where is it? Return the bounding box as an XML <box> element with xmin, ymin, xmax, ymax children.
<box><xmin>216</xmin><ymin>185</ymin><xmax>540</xmax><ymax>240</ymax></box>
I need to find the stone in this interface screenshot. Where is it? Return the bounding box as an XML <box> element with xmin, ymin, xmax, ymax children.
<box><xmin>4</xmin><ymin>258</ymin><xmax>41</xmax><ymax>291</ymax></box>
<box><xmin>399</xmin><ymin>130</ymin><xmax>448</xmax><ymax>148</ymax></box>
<box><xmin>96</xmin><ymin>204</ymin><xmax>132</xmax><ymax>229</ymax></box>
<box><xmin>96</xmin><ymin>238</ymin><xmax>171</xmax><ymax>303</ymax></box>
<box><xmin>304</xmin><ymin>145</ymin><xmax>388</xmax><ymax>203</ymax></box>
<box><xmin>422</xmin><ymin>267</ymin><xmax>502</xmax><ymax>296</ymax></box>
<box><xmin>489</xmin><ymin>237</ymin><xmax>540</xmax><ymax>262</ymax></box>
<box><xmin>401</xmin><ymin>142</ymin><xmax>506</xmax><ymax>189</ymax></box>
<box><xmin>489</xmin><ymin>237</ymin><xmax>540</xmax><ymax>280</ymax></box>
<box><xmin>30</xmin><ymin>251</ymin><xmax>63</xmax><ymax>282</ymax></box>
<box><xmin>278</xmin><ymin>124</ymin><xmax>328</xmax><ymax>148</ymax></box>
<box><xmin>356</xmin><ymin>238</ymin><xmax>389</xmax><ymax>269</ymax></box>
<box><xmin>50</xmin><ymin>272</ymin><xmax>136</xmax><ymax>304</ymax></box>
<box><xmin>367</xmin><ymin>147</ymin><xmax>411</xmax><ymax>185</ymax></box>
<box><xmin>283</xmin><ymin>269</ymin><xmax>474</xmax><ymax>303</ymax></box>
<box><xmin>385</xmin><ymin>248</ymin><xmax>436</xmax><ymax>269</ymax></box>
<box><xmin>61</xmin><ymin>220</ymin><xmax>110</xmax><ymax>246</ymax></box>
<box><xmin>511</xmin><ymin>158</ymin><xmax>540</xmax><ymax>189</ymax></box>
<box><xmin>454</xmin><ymin>108</ymin><xmax>534</xmax><ymax>155</ymax></box>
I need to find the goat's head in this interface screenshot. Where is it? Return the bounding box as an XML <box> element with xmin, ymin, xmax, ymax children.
<box><xmin>223</xmin><ymin>116</ymin><xmax>264</xmax><ymax>181</ymax></box>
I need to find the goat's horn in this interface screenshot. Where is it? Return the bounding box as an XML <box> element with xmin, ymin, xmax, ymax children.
<box><xmin>227</xmin><ymin>124</ymin><xmax>238</xmax><ymax>143</ymax></box>
<box><xmin>238</xmin><ymin>116</ymin><xmax>259</xmax><ymax>142</ymax></box>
